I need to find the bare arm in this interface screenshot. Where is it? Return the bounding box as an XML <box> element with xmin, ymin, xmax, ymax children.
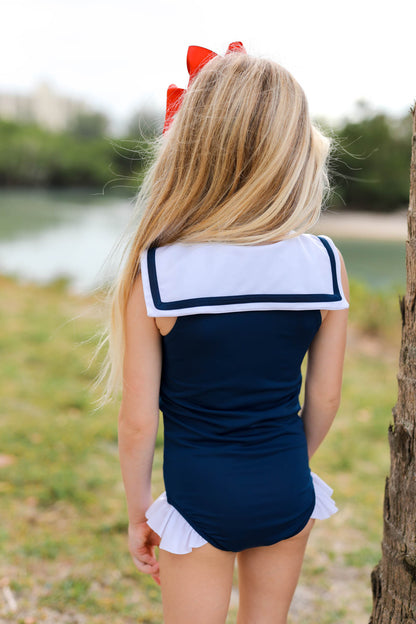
<box><xmin>118</xmin><ymin>271</ymin><xmax>162</xmax><ymax>525</ymax></box>
<box><xmin>301</xmin><ymin>252</ymin><xmax>349</xmax><ymax>460</ymax></box>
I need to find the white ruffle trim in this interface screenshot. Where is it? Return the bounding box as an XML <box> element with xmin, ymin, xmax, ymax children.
<box><xmin>145</xmin><ymin>492</ymin><xmax>207</xmax><ymax>554</ymax></box>
<box><xmin>310</xmin><ymin>471</ymin><xmax>338</xmax><ymax>520</ymax></box>
<box><xmin>145</xmin><ymin>471</ymin><xmax>338</xmax><ymax>554</ymax></box>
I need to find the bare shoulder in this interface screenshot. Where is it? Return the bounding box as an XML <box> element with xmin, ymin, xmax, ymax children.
<box><xmin>126</xmin><ymin>272</ymin><xmax>158</xmax><ymax>331</ymax></box>
<box><xmin>124</xmin><ymin>272</ymin><xmax>161</xmax><ymax>367</ymax></box>
<box><xmin>126</xmin><ymin>271</ymin><xmax>147</xmax><ymax>316</ymax></box>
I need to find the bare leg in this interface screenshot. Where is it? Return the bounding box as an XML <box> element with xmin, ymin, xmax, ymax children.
<box><xmin>236</xmin><ymin>518</ymin><xmax>315</xmax><ymax>624</ymax></box>
<box><xmin>159</xmin><ymin>541</ymin><xmax>237</xmax><ymax>624</ymax></box>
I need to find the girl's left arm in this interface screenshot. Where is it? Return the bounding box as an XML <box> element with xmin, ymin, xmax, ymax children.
<box><xmin>117</xmin><ymin>272</ymin><xmax>162</xmax><ymax>582</ymax></box>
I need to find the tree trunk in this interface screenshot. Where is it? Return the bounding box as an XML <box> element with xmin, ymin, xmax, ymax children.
<box><xmin>369</xmin><ymin>104</ymin><xmax>416</xmax><ymax>623</ymax></box>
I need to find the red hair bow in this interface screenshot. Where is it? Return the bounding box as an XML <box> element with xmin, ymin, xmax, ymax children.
<box><xmin>163</xmin><ymin>41</ymin><xmax>247</xmax><ymax>133</ymax></box>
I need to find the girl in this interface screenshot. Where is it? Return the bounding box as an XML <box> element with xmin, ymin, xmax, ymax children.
<box><xmin>96</xmin><ymin>42</ymin><xmax>349</xmax><ymax>624</ymax></box>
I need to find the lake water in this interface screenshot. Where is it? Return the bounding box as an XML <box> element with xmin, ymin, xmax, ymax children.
<box><xmin>0</xmin><ymin>189</ymin><xmax>136</xmax><ymax>293</ymax></box>
<box><xmin>0</xmin><ymin>189</ymin><xmax>406</xmax><ymax>294</ymax></box>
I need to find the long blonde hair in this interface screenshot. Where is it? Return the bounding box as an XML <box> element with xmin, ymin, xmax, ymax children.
<box><xmin>92</xmin><ymin>51</ymin><xmax>332</xmax><ymax>407</ymax></box>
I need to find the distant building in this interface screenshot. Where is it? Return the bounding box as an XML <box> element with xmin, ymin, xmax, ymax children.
<box><xmin>0</xmin><ymin>81</ymin><xmax>92</xmax><ymax>132</ymax></box>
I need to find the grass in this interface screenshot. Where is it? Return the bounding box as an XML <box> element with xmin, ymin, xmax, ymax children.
<box><xmin>0</xmin><ymin>272</ymin><xmax>403</xmax><ymax>623</ymax></box>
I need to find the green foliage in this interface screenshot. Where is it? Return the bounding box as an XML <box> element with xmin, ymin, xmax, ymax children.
<box><xmin>0</xmin><ymin>118</ymin><xmax>151</xmax><ymax>190</ymax></box>
<box><xmin>125</xmin><ymin>108</ymin><xmax>164</xmax><ymax>140</ymax></box>
<box><xmin>0</xmin><ymin>102</ymin><xmax>413</xmax><ymax>213</ymax></box>
<box><xmin>67</xmin><ymin>111</ymin><xmax>110</xmax><ymax>139</ymax></box>
<box><xmin>330</xmin><ymin>103</ymin><xmax>412</xmax><ymax>211</ymax></box>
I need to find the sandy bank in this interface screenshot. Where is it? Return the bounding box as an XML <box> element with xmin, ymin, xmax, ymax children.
<box><xmin>311</xmin><ymin>209</ymin><xmax>407</xmax><ymax>240</ymax></box>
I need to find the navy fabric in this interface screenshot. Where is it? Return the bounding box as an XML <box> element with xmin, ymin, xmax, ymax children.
<box><xmin>159</xmin><ymin>309</ymin><xmax>322</xmax><ymax>552</ymax></box>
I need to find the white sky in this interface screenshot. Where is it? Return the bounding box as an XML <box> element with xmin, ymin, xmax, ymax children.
<box><xmin>2</xmin><ymin>0</ymin><xmax>415</xmax><ymax>131</ymax></box>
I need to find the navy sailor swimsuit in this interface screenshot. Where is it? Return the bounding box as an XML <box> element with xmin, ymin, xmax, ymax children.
<box><xmin>140</xmin><ymin>233</ymin><xmax>348</xmax><ymax>552</ymax></box>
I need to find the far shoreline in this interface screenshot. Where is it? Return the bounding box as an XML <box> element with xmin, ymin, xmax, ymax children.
<box><xmin>312</xmin><ymin>208</ymin><xmax>407</xmax><ymax>241</ymax></box>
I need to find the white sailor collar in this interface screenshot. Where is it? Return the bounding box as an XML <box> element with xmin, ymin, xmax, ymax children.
<box><xmin>140</xmin><ymin>233</ymin><xmax>349</xmax><ymax>317</ymax></box>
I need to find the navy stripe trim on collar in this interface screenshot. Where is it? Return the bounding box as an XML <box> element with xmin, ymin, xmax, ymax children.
<box><xmin>147</xmin><ymin>235</ymin><xmax>342</xmax><ymax>311</ymax></box>
<box><xmin>317</xmin><ymin>235</ymin><xmax>340</xmax><ymax>298</ymax></box>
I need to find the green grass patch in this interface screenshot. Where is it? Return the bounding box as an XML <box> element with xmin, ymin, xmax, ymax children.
<box><xmin>348</xmin><ymin>277</ymin><xmax>403</xmax><ymax>341</ymax></box>
<box><xmin>0</xmin><ymin>272</ymin><xmax>401</xmax><ymax>622</ymax></box>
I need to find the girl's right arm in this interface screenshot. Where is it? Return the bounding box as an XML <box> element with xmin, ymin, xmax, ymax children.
<box><xmin>301</xmin><ymin>252</ymin><xmax>349</xmax><ymax>460</ymax></box>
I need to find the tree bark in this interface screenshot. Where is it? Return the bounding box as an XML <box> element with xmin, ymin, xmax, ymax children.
<box><xmin>369</xmin><ymin>104</ymin><xmax>416</xmax><ymax>623</ymax></box>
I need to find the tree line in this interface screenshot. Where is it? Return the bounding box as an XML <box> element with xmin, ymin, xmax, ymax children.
<box><xmin>0</xmin><ymin>104</ymin><xmax>412</xmax><ymax>212</ymax></box>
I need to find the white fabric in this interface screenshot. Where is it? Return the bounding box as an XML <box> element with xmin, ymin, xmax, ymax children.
<box><xmin>145</xmin><ymin>472</ymin><xmax>338</xmax><ymax>554</ymax></box>
<box><xmin>140</xmin><ymin>233</ymin><xmax>349</xmax><ymax>317</ymax></box>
